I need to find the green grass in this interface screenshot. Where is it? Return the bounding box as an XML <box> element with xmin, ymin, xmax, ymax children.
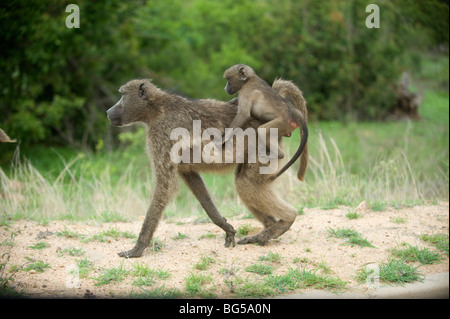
<box><xmin>345</xmin><ymin>210</ymin><xmax>361</xmax><ymax>220</ymax></box>
<box><xmin>420</xmin><ymin>234</ymin><xmax>449</xmax><ymax>256</ymax></box>
<box><xmin>171</xmin><ymin>232</ymin><xmax>189</xmax><ymax>240</ymax></box>
<box><xmin>193</xmin><ymin>256</ymin><xmax>216</xmax><ymax>271</ymax></box>
<box><xmin>73</xmin><ymin>258</ymin><xmax>94</xmax><ymax>278</ymax></box>
<box><xmin>57</xmin><ymin>227</ymin><xmax>82</xmax><ymax>239</ymax></box>
<box><xmin>22</xmin><ymin>258</ymin><xmax>50</xmax><ymax>273</ymax></box>
<box><xmin>92</xmin><ymin>262</ymin><xmax>130</xmax><ymax>286</ymax></box>
<box><xmin>129</xmin><ymin>285</ymin><xmax>182</xmax><ymax>299</ymax></box>
<box><xmin>199</xmin><ymin>232</ymin><xmax>216</xmax><ymax>240</ymax></box>
<box><xmin>58</xmin><ymin>247</ymin><xmax>85</xmax><ymax>257</ymax></box>
<box><xmin>236</xmin><ymin>224</ymin><xmax>256</xmax><ymax>237</ymax></box>
<box><xmin>356</xmin><ymin>259</ymin><xmax>423</xmax><ymax>285</ymax></box>
<box><xmin>184</xmin><ymin>272</ymin><xmax>214</xmax><ymax>297</ymax></box>
<box><xmin>378</xmin><ymin>259</ymin><xmax>423</xmax><ymax>285</ymax></box>
<box><xmin>27</xmin><ymin>242</ymin><xmax>49</xmax><ymax>250</ymax></box>
<box><xmin>245</xmin><ymin>263</ymin><xmax>274</xmax><ymax>275</ymax></box>
<box><xmin>390</xmin><ymin>216</ymin><xmax>408</xmax><ymax>224</ymax></box>
<box><xmin>258</xmin><ymin>251</ymin><xmax>282</xmax><ymax>263</ymax></box>
<box><xmin>390</xmin><ymin>243</ymin><xmax>442</xmax><ymax>264</ymax></box>
<box><xmin>327</xmin><ymin>227</ymin><xmax>375</xmax><ymax>248</ymax></box>
<box><xmin>82</xmin><ymin>227</ymin><xmax>136</xmax><ymax>243</ymax></box>
<box><xmin>265</xmin><ymin>267</ymin><xmax>346</xmax><ymax>294</ymax></box>
<box><xmin>131</xmin><ymin>263</ymin><xmax>171</xmax><ymax>287</ymax></box>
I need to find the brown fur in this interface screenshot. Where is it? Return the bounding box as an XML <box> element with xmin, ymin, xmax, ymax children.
<box><xmin>107</xmin><ymin>78</ymin><xmax>308</xmax><ymax>257</ymax></box>
<box><xmin>223</xmin><ymin>64</ymin><xmax>308</xmax><ymax>181</ymax></box>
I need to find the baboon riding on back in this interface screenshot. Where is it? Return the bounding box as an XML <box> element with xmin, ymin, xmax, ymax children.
<box><xmin>107</xmin><ymin>74</ymin><xmax>308</xmax><ymax>258</ymax></box>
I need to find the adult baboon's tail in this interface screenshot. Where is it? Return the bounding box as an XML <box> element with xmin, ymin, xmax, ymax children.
<box><xmin>272</xmin><ymin>78</ymin><xmax>308</xmax><ymax>181</ymax></box>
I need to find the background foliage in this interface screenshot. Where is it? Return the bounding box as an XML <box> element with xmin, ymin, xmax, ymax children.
<box><xmin>0</xmin><ymin>0</ymin><xmax>448</xmax><ymax>150</ymax></box>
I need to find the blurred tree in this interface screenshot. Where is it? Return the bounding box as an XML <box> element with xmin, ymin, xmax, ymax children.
<box><xmin>0</xmin><ymin>0</ymin><xmax>447</xmax><ymax>150</ymax></box>
<box><xmin>0</xmin><ymin>0</ymin><xmax>144</xmax><ymax>149</ymax></box>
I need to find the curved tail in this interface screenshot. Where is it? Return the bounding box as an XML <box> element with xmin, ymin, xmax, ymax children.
<box><xmin>271</xmin><ymin>78</ymin><xmax>309</xmax><ymax>181</ymax></box>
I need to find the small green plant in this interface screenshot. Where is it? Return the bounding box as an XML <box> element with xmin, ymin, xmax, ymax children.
<box><xmin>28</xmin><ymin>242</ymin><xmax>49</xmax><ymax>250</ymax></box>
<box><xmin>184</xmin><ymin>272</ymin><xmax>213</xmax><ymax>296</ymax></box>
<box><xmin>245</xmin><ymin>263</ymin><xmax>274</xmax><ymax>275</ymax></box>
<box><xmin>235</xmin><ymin>278</ymin><xmax>277</xmax><ymax>298</ymax></box>
<box><xmin>93</xmin><ymin>262</ymin><xmax>130</xmax><ymax>286</ymax></box>
<box><xmin>130</xmin><ymin>285</ymin><xmax>181</xmax><ymax>299</ymax></box>
<box><xmin>57</xmin><ymin>227</ymin><xmax>82</xmax><ymax>239</ymax></box>
<box><xmin>59</xmin><ymin>247</ymin><xmax>85</xmax><ymax>257</ymax></box>
<box><xmin>172</xmin><ymin>232</ymin><xmax>189</xmax><ymax>240</ymax></box>
<box><xmin>73</xmin><ymin>258</ymin><xmax>94</xmax><ymax>278</ymax></box>
<box><xmin>194</xmin><ymin>256</ymin><xmax>216</xmax><ymax>271</ymax></box>
<box><xmin>83</xmin><ymin>227</ymin><xmax>136</xmax><ymax>242</ymax></box>
<box><xmin>0</xmin><ymin>232</ymin><xmax>24</xmax><ymax>297</ymax></box>
<box><xmin>390</xmin><ymin>216</ymin><xmax>407</xmax><ymax>224</ymax></box>
<box><xmin>378</xmin><ymin>259</ymin><xmax>422</xmax><ymax>285</ymax></box>
<box><xmin>150</xmin><ymin>237</ymin><xmax>164</xmax><ymax>252</ymax></box>
<box><xmin>357</xmin><ymin>259</ymin><xmax>422</xmax><ymax>286</ymax></box>
<box><xmin>237</xmin><ymin>224</ymin><xmax>256</xmax><ymax>237</ymax></box>
<box><xmin>345</xmin><ymin>211</ymin><xmax>360</xmax><ymax>220</ymax></box>
<box><xmin>22</xmin><ymin>258</ymin><xmax>50</xmax><ymax>273</ymax></box>
<box><xmin>370</xmin><ymin>202</ymin><xmax>387</xmax><ymax>212</ymax></box>
<box><xmin>199</xmin><ymin>233</ymin><xmax>216</xmax><ymax>240</ymax></box>
<box><xmin>390</xmin><ymin>243</ymin><xmax>443</xmax><ymax>264</ymax></box>
<box><xmin>327</xmin><ymin>227</ymin><xmax>375</xmax><ymax>248</ymax></box>
<box><xmin>131</xmin><ymin>262</ymin><xmax>171</xmax><ymax>287</ymax></box>
<box><xmin>98</xmin><ymin>210</ymin><xmax>127</xmax><ymax>223</ymax></box>
<box><xmin>266</xmin><ymin>267</ymin><xmax>346</xmax><ymax>293</ymax></box>
<box><xmin>258</xmin><ymin>251</ymin><xmax>282</xmax><ymax>262</ymax></box>
<box><xmin>317</xmin><ymin>259</ymin><xmax>333</xmax><ymax>274</ymax></box>
<box><xmin>420</xmin><ymin>234</ymin><xmax>449</xmax><ymax>256</ymax></box>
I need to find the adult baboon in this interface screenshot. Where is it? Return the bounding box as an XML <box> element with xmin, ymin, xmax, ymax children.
<box><xmin>107</xmin><ymin>78</ymin><xmax>308</xmax><ymax>257</ymax></box>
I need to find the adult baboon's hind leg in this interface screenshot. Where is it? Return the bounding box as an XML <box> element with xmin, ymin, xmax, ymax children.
<box><xmin>235</xmin><ymin>164</ymin><xmax>297</xmax><ymax>246</ymax></box>
<box><xmin>181</xmin><ymin>171</ymin><xmax>236</xmax><ymax>247</ymax></box>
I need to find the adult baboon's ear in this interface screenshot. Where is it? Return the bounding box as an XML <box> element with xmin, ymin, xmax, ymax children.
<box><xmin>238</xmin><ymin>66</ymin><xmax>247</xmax><ymax>81</ymax></box>
<box><xmin>138</xmin><ymin>83</ymin><xmax>148</xmax><ymax>100</ymax></box>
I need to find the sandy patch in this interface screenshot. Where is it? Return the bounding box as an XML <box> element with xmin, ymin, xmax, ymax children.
<box><xmin>1</xmin><ymin>202</ymin><xmax>448</xmax><ymax>298</ymax></box>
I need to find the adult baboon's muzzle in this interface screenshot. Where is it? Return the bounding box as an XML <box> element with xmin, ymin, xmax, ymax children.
<box><xmin>106</xmin><ymin>104</ymin><xmax>122</xmax><ymax>127</ymax></box>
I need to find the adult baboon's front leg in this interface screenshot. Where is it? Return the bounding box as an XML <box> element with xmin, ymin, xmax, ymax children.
<box><xmin>118</xmin><ymin>173</ymin><xmax>178</xmax><ymax>258</ymax></box>
<box><xmin>181</xmin><ymin>171</ymin><xmax>236</xmax><ymax>247</ymax></box>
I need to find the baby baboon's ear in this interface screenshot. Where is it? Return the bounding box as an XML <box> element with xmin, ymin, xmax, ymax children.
<box><xmin>138</xmin><ymin>83</ymin><xmax>148</xmax><ymax>100</ymax></box>
<box><xmin>238</xmin><ymin>66</ymin><xmax>247</xmax><ymax>81</ymax></box>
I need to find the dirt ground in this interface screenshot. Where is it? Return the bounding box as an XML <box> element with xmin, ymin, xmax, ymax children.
<box><xmin>1</xmin><ymin>202</ymin><xmax>448</xmax><ymax>298</ymax></box>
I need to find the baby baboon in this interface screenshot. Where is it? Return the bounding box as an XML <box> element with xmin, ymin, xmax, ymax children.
<box><xmin>223</xmin><ymin>64</ymin><xmax>308</xmax><ymax>181</ymax></box>
<box><xmin>107</xmin><ymin>78</ymin><xmax>308</xmax><ymax>257</ymax></box>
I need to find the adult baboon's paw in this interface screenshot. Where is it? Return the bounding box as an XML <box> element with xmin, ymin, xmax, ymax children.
<box><xmin>118</xmin><ymin>247</ymin><xmax>143</xmax><ymax>258</ymax></box>
<box><xmin>224</xmin><ymin>232</ymin><xmax>236</xmax><ymax>248</ymax></box>
<box><xmin>237</xmin><ymin>235</ymin><xmax>258</xmax><ymax>245</ymax></box>
<box><xmin>238</xmin><ymin>235</ymin><xmax>268</xmax><ymax>246</ymax></box>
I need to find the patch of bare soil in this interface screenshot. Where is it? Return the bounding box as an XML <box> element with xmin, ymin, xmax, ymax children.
<box><xmin>1</xmin><ymin>202</ymin><xmax>448</xmax><ymax>298</ymax></box>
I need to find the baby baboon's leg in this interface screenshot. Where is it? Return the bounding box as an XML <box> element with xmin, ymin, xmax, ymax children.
<box><xmin>181</xmin><ymin>171</ymin><xmax>236</xmax><ymax>247</ymax></box>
